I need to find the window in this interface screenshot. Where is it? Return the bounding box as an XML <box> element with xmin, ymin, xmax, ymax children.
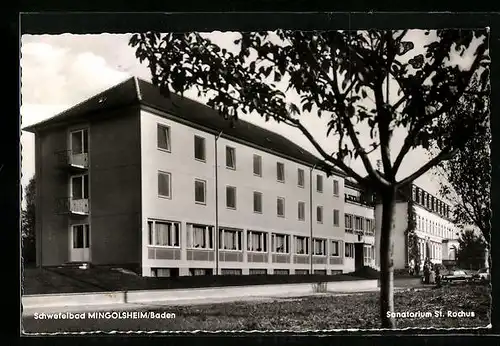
<box><xmin>333</xmin><ymin>209</ymin><xmax>340</xmax><ymax>226</ymax></box>
<box><xmin>226</xmin><ymin>146</ymin><xmax>236</xmax><ymax>169</ymax></box>
<box><xmin>345</xmin><ymin>243</ymin><xmax>354</xmax><ymax>258</ymax></box>
<box><xmin>277</xmin><ymin>197</ymin><xmax>285</xmax><ymax>217</ymax></box>
<box><xmin>364</xmin><ymin>245</ymin><xmax>373</xmax><ymax>264</ymax></box>
<box><xmin>316</xmin><ymin>174</ymin><xmax>323</xmax><ymax>193</ymax></box>
<box><xmin>412</xmin><ymin>185</ymin><xmax>417</xmax><ymax>201</ymax></box>
<box><xmin>277</xmin><ymin>162</ymin><xmax>285</xmax><ymax>182</ymax></box>
<box><xmin>365</xmin><ymin>219</ymin><xmax>374</xmax><ymax>234</ymax></box>
<box><xmin>71</xmin><ymin>174</ymin><xmax>89</xmax><ymax>199</ymax></box>
<box><xmin>157</xmin><ymin>124</ymin><xmax>171</xmax><ymax>151</ymax></box>
<box><xmin>194</xmin><ymin>135</ymin><xmax>206</xmax><ymax>161</ymax></box>
<box><xmin>158</xmin><ymin>171</ymin><xmax>172</xmax><ymax>198</ymax></box>
<box><xmin>148</xmin><ymin>220</ymin><xmax>180</xmax><ymax>247</ymax></box>
<box><xmin>313</xmin><ymin>238</ymin><xmax>326</xmax><ymax>255</ymax></box>
<box><xmin>221</xmin><ymin>269</ymin><xmax>242</xmax><ymax>275</ymax></box>
<box><xmin>333</xmin><ymin>180</ymin><xmax>339</xmax><ymax>196</ymax></box>
<box><xmin>187</xmin><ymin>224</ymin><xmax>214</xmax><ymax>249</ymax></box>
<box><xmin>219</xmin><ymin>228</ymin><xmax>242</xmax><ymax>250</ymax></box>
<box><xmin>247</xmin><ymin>230</ymin><xmax>267</xmax><ymax>252</ymax></box>
<box><xmin>295</xmin><ymin>236</ymin><xmax>309</xmax><ymax>255</ymax></box>
<box><xmin>272</xmin><ymin>233</ymin><xmax>290</xmax><ymax>253</ymax></box>
<box><xmin>72</xmin><ymin>224</ymin><xmax>90</xmax><ymax>249</ymax></box>
<box><xmin>331</xmin><ymin>240</ymin><xmax>340</xmax><ymax>256</ymax></box>
<box><xmin>345</xmin><ymin>214</ymin><xmax>353</xmax><ymax>230</ymax></box>
<box><xmin>297</xmin><ymin>168</ymin><xmax>305</xmax><ymax>187</ymax></box>
<box><xmin>70</xmin><ymin>129</ymin><xmax>89</xmax><ymax>154</ymax></box>
<box><xmin>298</xmin><ymin>201</ymin><xmax>306</xmax><ymax>221</ymax></box>
<box><xmin>355</xmin><ymin>216</ymin><xmax>364</xmax><ymax>231</ymax></box>
<box><xmin>253</xmin><ymin>191</ymin><xmax>263</xmax><ymax>213</ymax></box>
<box><xmin>316</xmin><ymin>206</ymin><xmax>323</xmax><ymax>223</ymax></box>
<box><xmin>226</xmin><ymin>186</ymin><xmax>237</xmax><ymax>209</ymax></box>
<box><xmin>194</xmin><ymin>179</ymin><xmax>206</xmax><ymax>204</ymax></box>
<box><xmin>253</xmin><ymin>155</ymin><xmax>262</xmax><ymax>176</ymax></box>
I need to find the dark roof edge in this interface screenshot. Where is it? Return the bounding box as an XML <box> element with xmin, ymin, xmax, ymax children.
<box><xmin>22</xmin><ymin>77</ymin><xmax>137</xmax><ymax>133</ymax></box>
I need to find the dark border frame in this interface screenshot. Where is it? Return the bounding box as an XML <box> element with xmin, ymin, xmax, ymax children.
<box><xmin>6</xmin><ymin>9</ymin><xmax>500</xmax><ymax>345</ymax></box>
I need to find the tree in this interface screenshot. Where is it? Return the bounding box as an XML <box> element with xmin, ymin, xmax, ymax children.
<box><xmin>130</xmin><ymin>29</ymin><xmax>490</xmax><ymax>328</ymax></box>
<box><xmin>436</xmin><ymin>82</ymin><xmax>491</xmax><ymax>269</ymax></box>
<box><xmin>456</xmin><ymin>229</ymin><xmax>486</xmax><ymax>270</ymax></box>
<box><xmin>22</xmin><ymin>176</ymin><xmax>36</xmax><ymax>264</ymax></box>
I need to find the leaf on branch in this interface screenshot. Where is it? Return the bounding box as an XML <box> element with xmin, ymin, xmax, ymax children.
<box><xmin>408</xmin><ymin>54</ymin><xmax>424</xmax><ymax>69</ymax></box>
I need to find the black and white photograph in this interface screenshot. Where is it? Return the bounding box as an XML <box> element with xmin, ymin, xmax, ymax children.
<box><xmin>20</xmin><ymin>15</ymin><xmax>492</xmax><ymax>334</ymax></box>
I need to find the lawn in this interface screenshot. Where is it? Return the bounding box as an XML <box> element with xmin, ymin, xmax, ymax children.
<box><xmin>23</xmin><ymin>283</ymin><xmax>491</xmax><ymax>333</ymax></box>
<box><xmin>22</xmin><ymin>266</ymin><xmax>371</xmax><ymax>295</ymax></box>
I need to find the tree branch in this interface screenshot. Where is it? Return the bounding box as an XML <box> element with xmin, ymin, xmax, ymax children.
<box><xmin>397</xmin><ymin>146</ymin><xmax>459</xmax><ymax>187</ymax></box>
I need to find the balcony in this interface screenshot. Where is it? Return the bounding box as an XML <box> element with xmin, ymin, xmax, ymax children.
<box><xmin>345</xmin><ymin>193</ymin><xmax>373</xmax><ymax>206</ymax></box>
<box><xmin>56</xmin><ymin>197</ymin><xmax>89</xmax><ymax>215</ymax></box>
<box><xmin>56</xmin><ymin>150</ymin><xmax>89</xmax><ymax>171</ymax></box>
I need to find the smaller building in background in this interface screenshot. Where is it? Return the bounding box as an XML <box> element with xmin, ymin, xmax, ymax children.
<box><xmin>374</xmin><ymin>184</ymin><xmax>458</xmax><ymax>271</ymax></box>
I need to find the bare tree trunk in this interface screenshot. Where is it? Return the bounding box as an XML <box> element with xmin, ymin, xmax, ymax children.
<box><xmin>380</xmin><ymin>187</ymin><xmax>396</xmax><ymax>328</ymax></box>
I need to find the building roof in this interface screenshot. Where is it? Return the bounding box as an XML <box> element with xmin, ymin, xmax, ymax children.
<box><xmin>23</xmin><ymin>77</ymin><xmax>345</xmax><ymax>176</ymax></box>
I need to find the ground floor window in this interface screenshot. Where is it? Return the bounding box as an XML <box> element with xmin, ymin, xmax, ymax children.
<box><xmin>189</xmin><ymin>268</ymin><xmax>213</xmax><ymax>276</ymax></box>
<box><xmin>295</xmin><ymin>236</ymin><xmax>309</xmax><ymax>255</ymax></box>
<box><xmin>314</xmin><ymin>269</ymin><xmax>327</xmax><ymax>275</ymax></box>
<box><xmin>331</xmin><ymin>270</ymin><xmax>343</xmax><ymax>275</ymax></box>
<box><xmin>249</xmin><ymin>269</ymin><xmax>267</xmax><ymax>275</ymax></box>
<box><xmin>187</xmin><ymin>224</ymin><xmax>214</xmax><ymax>249</ymax></box>
<box><xmin>272</xmin><ymin>233</ymin><xmax>290</xmax><ymax>253</ymax></box>
<box><xmin>364</xmin><ymin>245</ymin><xmax>374</xmax><ymax>264</ymax></box>
<box><xmin>330</xmin><ymin>240</ymin><xmax>340</xmax><ymax>256</ymax></box>
<box><xmin>345</xmin><ymin>243</ymin><xmax>354</xmax><ymax>258</ymax></box>
<box><xmin>219</xmin><ymin>228</ymin><xmax>243</xmax><ymax>251</ymax></box>
<box><xmin>274</xmin><ymin>269</ymin><xmax>290</xmax><ymax>275</ymax></box>
<box><xmin>313</xmin><ymin>238</ymin><xmax>326</xmax><ymax>255</ymax></box>
<box><xmin>148</xmin><ymin>220</ymin><xmax>180</xmax><ymax>247</ymax></box>
<box><xmin>247</xmin><ymin>230</ymin><xmax>268</xmax><ymax>252</ymax></box>
<box><xmin>151</xmin><ymin>268</ymin><xmax>179</xmax><ymax>277</ymax></box>
<box><xmin>295</xmin><ymin>269</ymin><xmax>310</xmax><ymax>275</ymax></box>
<box><xmin>72</xmin><ymin>224</ymin><xmax>90</xmax><ymax>249</ymax></box>
<box><xmin>221</xmin><ymin>269</ymin><xmax>242</xmax><ymax>275</ymax></box>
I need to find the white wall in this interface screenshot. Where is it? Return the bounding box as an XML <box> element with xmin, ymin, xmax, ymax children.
<box><xmin>374</xmin><ymin>201</ymin><xmax>408</xmax><ymax>270</ymax></box>
<box><xmin>140</xmin><ymin>110</ymin><xmax>347</xmax><ymax>276</ymax></box>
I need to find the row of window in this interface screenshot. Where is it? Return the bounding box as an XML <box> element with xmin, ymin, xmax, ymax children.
<box><xmin>412</xmin><ymin>185</ymin><xmax>451</xmax><ymax>218</ymax></box>
<box><xmin>157</xmin><ymin>123</ymin><xmax>341</xmax><ymax>193</ymax></box>
<box><xmin>158</xmin><ymin>171</ymin><xmax>343</xmax><ymax>224</ymax></box>
<box><xmin>344</xmin><ymin>214</ymin><xmax>375</xmax><ymax>234</ymax></box>
<box><xmin>418</xmin><ymin>240</ymin><xmax>442</xmax><ymax>261</ymax></box>
<box><xmin>416</xmin><ymin>215</ymin><xmax>455</xmax><ymax>239</ymax></box>
<box><xmin>147</xmin><ymin>220</ymin><xmax>348</xmax><ymax>256</ymax></box>
<box><xmin>152</xmin><ymin>268</ymin><xmax>345</xmax><ymax>277</ymax></box>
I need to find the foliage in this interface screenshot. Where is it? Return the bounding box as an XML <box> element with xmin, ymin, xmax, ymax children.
<box><xmin>22</xmin><ymin>177</ymin><xmax>36</xmax><ymax>264</ymax></box>
<box><xmin>437</xmin><ymin>81</ymin><xmax>491</xmax><ymax>246</ymax></box>
<box><xmin>130</xmin><ymin>29</ymin><xmax>489</xmax><ymax>190</ymax></box>
<box><xmin>130</xmin><ymin>29</ymin><xmax>490</xmax><ymax>328</ymax></box>
<box><xmin>456</xmin><ymin>229</ymin><xmax>487</xmax><ymax>270</ymax></box>
<box><xmin>406</xmin><ymin>202</ymin><xmax>421</xmax><ymax>267</ymax></box>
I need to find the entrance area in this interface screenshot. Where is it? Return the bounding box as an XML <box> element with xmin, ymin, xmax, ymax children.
<box><xmin>354</xmin><ymin>242</ymin><xmax>364</xmax><ymax>271</ymax></box>
<box><xmin>70</xmin><ymin>224</ymin><xmax>90</xmax><ymax>262</ymax></box>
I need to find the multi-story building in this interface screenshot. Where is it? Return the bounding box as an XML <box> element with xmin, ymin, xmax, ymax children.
<box><xmin>344</xmin><ymin>180</ymin><xmax>376</xmax><ymax>271</ymax></box>
<box><xmin>374</xmin><ymin>184</ymin><xmax>459</xmax><ymax>270</ymax></box>
<box><xmin>24</xmin><ymin>76</ymin><xmax>378</xmax><ymax>277</ymax></box>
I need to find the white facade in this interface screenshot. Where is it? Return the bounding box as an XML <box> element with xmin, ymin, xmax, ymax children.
<box><xmin>374</xmin><ymin>186</ymin><xmax>459</xmax><ymax>270</ymax></box>
<box><xmin>140</xmin><ymin>109</ymin><xmax>349</xmax><ymax>277</ymax></box>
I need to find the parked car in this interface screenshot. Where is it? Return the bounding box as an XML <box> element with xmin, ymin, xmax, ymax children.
<box><xmin>441</xmin><ymin>269</ymin><xmax>473</xmax><ymax>284</ymax></box>
<box><xmin>473</xmin><ymin>268</ymin><xmax>490</xmax><ymax>282</ymax></box>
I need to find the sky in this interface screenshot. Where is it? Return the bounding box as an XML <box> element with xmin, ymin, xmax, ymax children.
<box><xmin>20</xmin><ymin>31</ymin><xmax>474</xmax><ymax>204</ymax></box>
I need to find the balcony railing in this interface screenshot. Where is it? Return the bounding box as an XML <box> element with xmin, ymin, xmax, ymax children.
<box><xmin>55</xmin><ymin>150</ymin><xmax>89</xmax><ymax>169</ymax></box>
<box><xmin>345</xmin><ymin>193</ymin><xmax>373</xmax><ymax>206</ymax></box>
<box><xmin>56</xmin><ymin>197</ymin><xmax>89</xmax><ymax>215</ymax></box>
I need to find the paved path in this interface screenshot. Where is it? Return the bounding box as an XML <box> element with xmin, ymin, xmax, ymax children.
<box><xmin>22</xmin><ymin>285</ymin><xmax>430</xmax><ymax>317</ymax></box>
